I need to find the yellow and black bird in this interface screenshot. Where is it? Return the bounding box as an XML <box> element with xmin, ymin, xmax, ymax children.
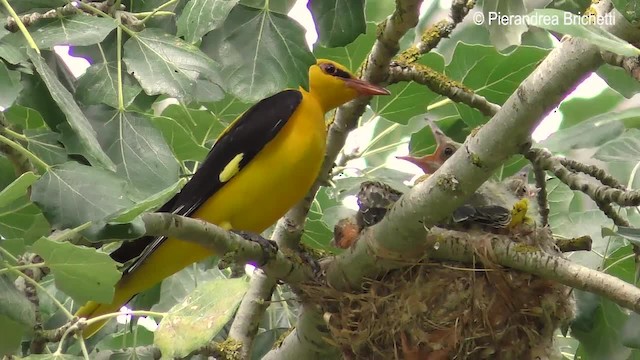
<box><xmin>76</xmin><ymin>59</ymin><xmax>390</xmax><ymax>337</ymax></box>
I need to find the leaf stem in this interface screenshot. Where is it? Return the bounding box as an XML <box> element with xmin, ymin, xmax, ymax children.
<box><xmin>0</xmin><ymin>245</ymin><xmax>19</xmax><ymax>263</ymax></box>
<box><xmin>3</xmin><ymin>128</ymin><xmax>27</xmax><ymax>141</ymax></box>
<box><xmin>116</xmin><ymin>21</ymin><xmax>125</xmax><ymax>110</ymax></box>
<box><xmin>132</xmin><ymin>11</ymin><xmax>174</xmax><ymax>19</ymax></box>
<box><xmin>0</xmin><ymin>262</ymin><xmax>46</xmax><ymax>276</ymax></box>
<box><xmin>140</xmin><ymin>0</ymin><xmax>178</xmax><ymax>25</ymax></box>
<box><xmin>82</xmin><ymin>310</ymin><xmax>166</xmax><ymax>327</ymax></box>
<box><xmin>0</xmin><ymin>0</ymin><xmax>40</xmax><ymax>54</ymax></box>
<box><xmin>49</xmin><ymin>222</ymin><xmax>92</xmax><ymax>242</ymax></box>
<box><xmin>0</xmin><ymin>134</ymin><xmax>50</xmax><ymax>172</ymax></box>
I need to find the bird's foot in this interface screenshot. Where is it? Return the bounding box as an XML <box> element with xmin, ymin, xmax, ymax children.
<box><xmin>232</xmin><ymin>230</ymin><xmax>279</xmax><ymax>266</ymax></box>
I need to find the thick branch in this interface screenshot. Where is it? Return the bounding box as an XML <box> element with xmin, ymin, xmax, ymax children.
<box><xmin>140</xmin><ymin>213</ymin><xmax>313</xmax><ymax>283</ymax></box>
<box><xmin>227</xmin><ymin>271</ymin><xmax>277</xmax><ymax>358</ymax></box>
<box><xmin>325</xmin><ymin>5</ymin><xmax>640</xmax><ymax>291</ymax></box>
<box><xmin>424</xmin><ymin>228</ymin><xmax>640</xmax><ymax>313</ymax></box>
<box><xmin>261</xmin><ymin>306</ymin><xmax>340</xmax><ymax>360</ymax></box>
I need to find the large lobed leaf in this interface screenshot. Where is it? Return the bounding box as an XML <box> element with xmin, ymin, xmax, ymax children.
<box><xmin>123</xmin><ymin>29</ymin><xmax>224</xmax><ymax>103</ymax></box>
<box><xmin>28</xmin><ymin>50</ymin><xmax>115</xmax><ymax>170</ymax></box>
<box><xmin>177</xmin><ymin>0</ymin><xmax>239</xmax><ymax>44</ymax></box>
<box><xmin>309</xmin><ymin>0</ymin><xmax>366</xmax><ymax>48</ymax></box>
<box><xmin>32</xmin><ymin>237</ymin><xmax>120</xmax><ymax>303</ymax></box>
<box><xmin>201</xmin><ymin>4</ymin><xmax>315</xmax><ymax>101</ymax></box>
<box><xmin>155</xmin><ymin>277</ymin><xmax>249</xmax><ymax>358</ymax></box>
<box><xmin>87</xmin><ymin>108</ymin><xmax>180</xmax><ymax>200</ymax></box>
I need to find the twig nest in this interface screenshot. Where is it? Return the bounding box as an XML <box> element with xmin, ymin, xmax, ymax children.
<box><xmin>300</xmin><ymin>229</ymin><xmax>574</xmax><ymax>359</ymax></box>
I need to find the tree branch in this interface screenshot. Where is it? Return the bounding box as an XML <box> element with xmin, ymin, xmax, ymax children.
<box><xmin>423</xmin><ymin>227</ymin><xmax>640</xmax><ymax>313</ymax></box>
<box><xmin>601</xmin><ymin>50</ymin><xmax>640</xmax><ymax>81</ymax></box>
<box><xmin>140</xmin><ymin>213</ymin><xmax>314</xmax><ymax>284</ymax></box>
<box><xmin>261</xmin><ymin>306</ymin><xmax>340</xmax><ymax>360</ymax></box>
<box><xmin>397</xmin><ymin>0</ymin><xmax>475</xmax><ymax>62</ymax></box>
<box><xmin>387</xmin><ymin>62</ymin><xmax>501</xmax><ymax>116</ymax></box>
<box><xmin>527</xmin><ymin>148</ymin><xmax>640</xmax><ymax>208</ymax></box>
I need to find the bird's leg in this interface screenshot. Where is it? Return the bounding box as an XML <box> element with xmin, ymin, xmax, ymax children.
<box><xmin>232</xmin><ymin>230</ymin><xmax>279</xmax><ymax>267</ymax></box>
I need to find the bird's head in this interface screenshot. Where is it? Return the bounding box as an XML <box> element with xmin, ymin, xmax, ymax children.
<box><xmin>308</xmin><ymin>59</ymin><xmax>389</xmax><ymax>112</ymax></box>
<box><xmin>397</xmin><ymin>119</ymin><xmax>461</xmax><ymax>174</ymax></box>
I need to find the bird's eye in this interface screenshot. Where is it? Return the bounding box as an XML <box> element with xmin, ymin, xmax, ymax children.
<box><xmin>322</xmin><ymin>63</ymin><xmax>337</xmax><ymax>75</ymax></box>
<box><xmin>443</xmin><ymin>146</ymin><xmax>455</xmax><ymax>158</ymax></box>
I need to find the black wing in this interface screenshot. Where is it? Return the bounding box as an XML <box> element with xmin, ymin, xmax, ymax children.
<box><xmin>111</xmin><ymin>90</ymin><xmax>303</xmax><ymax>268</ymax></box>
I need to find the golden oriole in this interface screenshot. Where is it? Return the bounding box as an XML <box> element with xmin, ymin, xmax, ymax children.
<box><xmin>397</xmin><ymin>120</ymin><xmax>536</xmax><ymax>230</ymax></box>
<box><xmin>76</xmin><ymin>59</ymin><xmax>390</xmax><ymax>337</ymax></box>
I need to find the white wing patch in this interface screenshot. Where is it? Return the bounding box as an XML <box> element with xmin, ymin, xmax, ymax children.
<box><xmin>219</xmin><ymin>153</ymin><xmax>244</xmax><ymax>183</ymax></box>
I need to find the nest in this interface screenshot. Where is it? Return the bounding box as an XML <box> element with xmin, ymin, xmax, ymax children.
<box><xmin>300</xmin><ymin>228</ymin><xmax>575</xmax><ymax>359</ymax></box>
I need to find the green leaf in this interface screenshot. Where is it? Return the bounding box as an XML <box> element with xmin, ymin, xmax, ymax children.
<box><xmin>0</xmin><ymin>275</ymin><xmax>35</xmax><ymax>327</ymax></box>
<box><xmin>309</xmin><ymin>0</ymin><xmax>366</xmax><ymax>47</ymax></box>
<box><xmin>542</xmin><ymin>108</ymin><xmax>640</xmax><ymax>152</ymax></box>
<box><xmin>0</xmin><ymin>315</ymin><xmax>27</xmax><ymax>356</ymax></box>
<box><xmin>482</xmin><ymin>0</ymin><xmax>529</xmax><ymax>50</ymax></box>
<box><xmin>75</xmin><ymin>63</ymin><xmax>142</xmax><ymax>108</ymax></box>
<box><xmin>155</xmin><ymin>277</ymin><xmax>249</xmax><ymax>358</ymax></box>
<box><xmin>314</xmin><ymin>22</ymin><xmax>377</xmax><ymax>72</ymax></box>
<box><xmin>23</xmin><ymin>129</ymin><xmax>69</xmax><ymax>165</ymax></box>
<box><xmin>0</xmin><ymin>171</ymin><xmax>39</xmax><ymax>208</ymax></box>
<box><xmin>595</xmin><ymin>128</ymin><xmax>640</xmax><ymax>162</ymax></box>
<box><xmin>123</xmin><ymin>29</ymin><xmax>223</xmax><ymax>102</ymax></box>
<box><xmin>30</xmin><ymin>162</ymin><xmax>135</xmax><ymax>239</ymax></box>
<box><xmin>108</xmin><ymin>178</ymin><xmax>186</xmax><ymax>223</ymax></box>
<box><xmin>95</xmin><ymin>326</ymin><xmax>155</xmax><ymax>350</ymax></box>
<box><xmin>150</xmin><ymin>115</ymin><xmax>210</xmax><ymax>162</ymax></box>
<box><xmin>86</xmin><ymin>347</ymin><xmax>157</xmax><ymax>360</ymax></box>
<box><xmin>0</xmin><ymin>197</ymin><xmax>50</xmax><ymax>243</ymax></box>
<box><xmin>177</xmin><ymin>0</ymin><xmax>239</xmax><ymax>44</ymax></box>
<box><xmin>28</xmin><ymin>50</ymin><xmax>115</xmax><ymax>170</ymax></box>
<box><xmin>528</xmin><ymin>9</ymin><xmax>640</xmax><ymax>56</ymax></box>
<box><xmin>3</xmin><ymin>105</ymin><xmax>46</xmax><ymax>130</ymax></box>
<box><xmin>612</xmin><ymin>0</ymin><xmax>640</xmax><ymax>23</ymax></box>
<box><xmin>32</xmin><ymin>237</ymin><xmax>120</xmax><ymax>303</ymax></box>
<box><xmin>445</xmin><ymin>43</ymin><xmax>549</xmax><ymax>126</ymax></box>
<box><xmin>16</xmin><ymin>73</ymin><xmax>67</xmax><ymax>131</ymax></box>
<box><xmin>161</xmin><ymin>103</ymin><xmax>231</xmax><ymax>146</ymax></box>
<box><xmin>0</xmin><ymin>41</ymin><xmax>27</xmax><ymax>65</ymax></box>
<box><xmin>6</xmin><ymin>0</ymin><xmax>66</xmax><ymax>14</ymax></box>
<box><xmin>598</xmin><ymin>64</ymin><xmax>640</xmax><ymax>99</ymax></box>
<box><xmin>302</xmin><ymin>188</ymin><xmax>340</xmax><ymax>252</ymax></box>
<box><xmin>558</xmin><ymin>88</ymin><xmax>623</xmax><ymax>129</ymax></box>
<box><xmin>9</xmin><ymin>14</ymin><xmax>116</xmax><ymax>49</ymax></box>
<box><xmin>239</xmin><ymin>0</ymin><xmax>296</xmax><ymax>14</ymax></box>
<box><xmin>371</xmin><ymin>53</ymin><xmax>445</xmax><ymax>125</ymax></box>
<box><xmin>201</xmin><ymin>4</ymin><xmax>315</xmax><ymax>101</ymax></box>
<box><xmin>151</xmin><ymin>264</ymin><xmax>227</xmax><ymax>312</ymax></box>
<box><xmin>573</xmin><ymin>247</ymin><xmax>640</xmax><ymax>358</ymax></box>
<box><xmin>612</xmin><ymin>226</ymin><xmax>640</xmax><ymax>246</ymax></box>
<box><xmin>622</xmin><ymin>313</ymin><xmax>640</xmax><ymax>349</ymax></box>
<box><xmin>0</xmin><ymin>60</ymin><xmax>21</xmax><ymax>109</ymax></box>
<box><xmin>88</xmin><ymin>109</ymin><xmax>180</xmax><ymax>199</ymax></box>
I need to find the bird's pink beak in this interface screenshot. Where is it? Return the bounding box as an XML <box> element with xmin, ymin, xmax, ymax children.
<box><xmin>343</xmin><ymin>78</ymin><xmax>390</xmax><ymax>96</ymax></box>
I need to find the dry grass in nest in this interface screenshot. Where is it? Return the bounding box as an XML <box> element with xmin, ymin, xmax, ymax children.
<box><xmin>300</xmin><ymin>229</ymin><xmax>575</xmax><ymax>359</ymax></box>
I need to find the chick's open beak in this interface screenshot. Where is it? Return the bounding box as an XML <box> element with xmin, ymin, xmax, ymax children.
<box><xmin>343</xmin><ymin>78</ymin><xmax>390</xmax><ymax>96</ymax></box>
